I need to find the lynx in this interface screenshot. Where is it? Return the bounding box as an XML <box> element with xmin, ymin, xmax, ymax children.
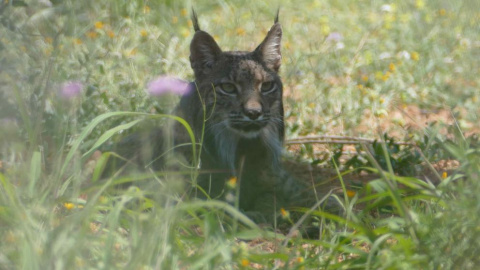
<box><xmin>114</xmin><ymin>11</ymin><xmax>321</xmax><ymax>221</ymax></box>
<box><xmin>173</xmin><ymin>11</ymin><xmax>303</xmax><ymax>212</ymax></box>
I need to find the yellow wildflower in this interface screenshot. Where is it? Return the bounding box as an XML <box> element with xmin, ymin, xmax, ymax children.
<box><xmin>127</xmin><ymin>48</ymin><xmax>137</xmax><ymax>57</ymax></box>
<box><xmin>416</xmin><ymin>0</ymin><xmax>425</xmax><ymax>9</ymax></box>
<box><xmin>321</xmin><ymin>25</ymin><xmax>330</xmax><ymax>35</ymax></box>
<box><xmin>227</xmin><ymin>176</ymin><xmax>237</xmax><ymax>189</ymax></box>
<box><xmin>240</xmin><ymin>258</ymin><xmax>249</xmax><ymax>267</ymax></box>
<box><xmin>86</xmin><ymin>31</ymin><xmax>98</xmax><ymax>39</ymax></box>
<box><xmin>297</xmin><ymin>257</ymin><xmax>305</xmax><ymax>263</ymax></box>
<box><xmin>143</xmin><ymin>5</ymin><xmax>150</xmax><ymax>14</ymax></box>
<box><xmin>236</xmin><ymin>27</ymin><xmax>246</xmax><ymax>36</ymax></box>
<box><xmin>64</xmin><ymin>202</ymin><xmax>75</xmax><ymax>210</ymax></box>
<box><xmin>280</xmin><ymin>208</ymin><xmax>290</xmax><ymax>219</ymax></box>
<box><xmin>187</xmin><ymin>19</ymin><xmax>193</xmax><ymax>28</ymax></box>
<box><xmin>379</xmin><ymin>97</ymin><xmax>385</xmax><ymax>104</ymax></box>
<box><xmin>360</xmin><ymin>88</ymin><xmax>368</xmax><ymax>96</ymax></box>
<box><xmin>180</xmin><ymin>8</ymin><xmax>188</xmax><ymax>17</ymax></box>
<box><xmin>383</xmin><ymin>14</ymin><xmax>396</xmax><ymax>30</ymax></box>
<box><xmin>439</xmin><ymin>9</ymin><xmax>446</xmax><ymax>16</ymax></box>
<box><xmin>73</xmin><ymin>38</ymin><xmax>83</xmax><ymax>45</ymax></box>
<box><xmin>374</xmin><ymin>109</ymin><xmax>388</xmax><ymax>118</ymax></box>
<box><xmin>94</xmin><ymin>21</ymin><xmax>104</xmax><ymax>29</ymax></box>
<box><xmin>346</xmin><ymin>190</ymin><xmax>356</xmax><ymax>198</ymax></box>
<box><xmin>411</xmin><ymin>51</ymin><xmax>419</xmax><ymax>61</ymax></box>
<box><xmin>180</xmin><ymin>28</ymin><xmax>190</xmax><ymax>38</ymax></box>
<box><xmin>107</xmin><ymin>30</ymin><xmax>115</xmax><ymax>38</ymax></box>
<box><xmin>361</xmin><ymin>75</ymin><xmax>369</xmax><ymax>82</ymax></box>
<box><xmin>389</xmin><ymin>62</ymin><xmax>396</xmax><ymax>72</ymax></box>
<box><xmin>172</xmin><ymin>16</ymin><xmax>178</xmax><ymax>24</ymax></box>
<box><xmin>442</xmin><ymin>172</ymin><xmax>448</xmax><ymax>179</ymax></box>
<box><xmin>140</xmin><ymin>29</ymin><xmax>148</xmax><ymax>37</ymax></box>
<box><xmin>382</xmin><ymin>71</ymin><xmax>391</xmax><ymax>81</ymax></box>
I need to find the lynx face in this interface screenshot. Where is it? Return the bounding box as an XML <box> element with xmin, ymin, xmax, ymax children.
<box><xmin>186</xmin><ymin>12</ymin><xmax>284</xmax><ymax>170</ymax></box>
<box><xmin>205</xmin><ymin>55</ymin><xmax>283</xmax><ymax>139</ymax></box>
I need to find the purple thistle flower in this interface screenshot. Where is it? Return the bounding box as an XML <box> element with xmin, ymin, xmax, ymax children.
<box><xmin>60</xmin><ymin>81</ymin><xmax>83</xmax><ymax>99</ymax></box>
<box><xmin>326</xmin><ymin>32</ymin><xmax>343</xmax><ymax>42</ymax></box>
<box><xmin>147</xmin><ymin>76</ymin><xmax>191</xmax><ymax>96</ymax></box>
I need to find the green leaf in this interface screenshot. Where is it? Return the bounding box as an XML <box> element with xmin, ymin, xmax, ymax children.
<box><xmin>177</xmin><ymin>200</ymin><xmax>259</xmax><ymax>230</ymax></box>
<box><xmin>12</xmin><ymin>0</ymin><xmax>28</xmax><ymax>7</ymax></box>
<box><xmin>82</xmin><ymin>118</ymin><xmax>143</xmax><ymax>159</ymax></box>
<box><xmin>28</xmin><ymin>151</ymin><xmax>42</xmax><ymax>197</ymax></box>
<box><xmin>90</xmin><ymin>151</ymin><xmax>113</xmax><ymax>183</ymax></box>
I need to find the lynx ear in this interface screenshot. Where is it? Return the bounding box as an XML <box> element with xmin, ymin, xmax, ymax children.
<box><xmin>255</xmin><ymin>22</ymin><xmax>282</xmax><ymax>72</ymax></box>
<box><xmin>189</xmin><ymin>10</ymin><xmax>222</xmax><ymax>74</ymax></box>
<box><xmin>189</xmin><ymin>32</ymin><xmax>222</xmax><ymax>74</ymax></box>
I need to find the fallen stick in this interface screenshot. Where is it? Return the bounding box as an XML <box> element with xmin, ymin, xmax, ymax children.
<box><xmin>285</xmin><ymin>135</ymin><xmax>415</xmax><ymax>146</ymax></box>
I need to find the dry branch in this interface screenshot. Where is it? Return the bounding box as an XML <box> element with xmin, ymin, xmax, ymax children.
<box><xmin>285</xmin><ymin>135</ymin><xmax>415</xmax><ymax>146</ymax></box>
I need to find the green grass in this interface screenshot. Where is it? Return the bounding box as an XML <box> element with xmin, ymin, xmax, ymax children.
<box><xmin>1</xmin><ymin>0</ymin><xmax>480</xmax><ymax>269</ymax></box>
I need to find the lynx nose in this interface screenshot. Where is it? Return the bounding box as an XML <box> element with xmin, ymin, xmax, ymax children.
<box><xmin>244</xmin><ymin>99</ymin><xmax>263</xmax><ymax>120</ymax></box>
<box><xmin>245</xmin><ymin>108</ymin><xmax>262</xmax><ymax>120</ymax></box>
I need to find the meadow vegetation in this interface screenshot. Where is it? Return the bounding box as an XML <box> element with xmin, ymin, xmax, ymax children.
<box><xmin>1</xmin><ymin>0</ymin><xmax>479</xmax><ymax>269</ymax></box>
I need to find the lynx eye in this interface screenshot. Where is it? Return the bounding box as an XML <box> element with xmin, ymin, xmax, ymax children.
<box><xmin>217</xmin><ymin>83</ymin><xmax>237</xmax><ymax>95</ymax></box>
<box><xmin>260</xmin><ymin>81</ymin><xmax>276</xmax><ymax>94</ymax></box>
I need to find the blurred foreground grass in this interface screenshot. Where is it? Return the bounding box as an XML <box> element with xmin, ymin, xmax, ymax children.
<box><xmin>1</xmin><ymin>0</ymin><xmax>480</xmax><ymax>269</ymax></box>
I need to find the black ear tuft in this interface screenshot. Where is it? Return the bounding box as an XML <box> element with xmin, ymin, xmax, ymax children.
<box><xmin>191</xmin><ymin>8</ymin><xmax>200</xmax><ymax>32</ymax></box>
<box><xmin>255</xmin><ymin>21</ymin><xmax>282</xmax><ymax>72</ymax></box>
